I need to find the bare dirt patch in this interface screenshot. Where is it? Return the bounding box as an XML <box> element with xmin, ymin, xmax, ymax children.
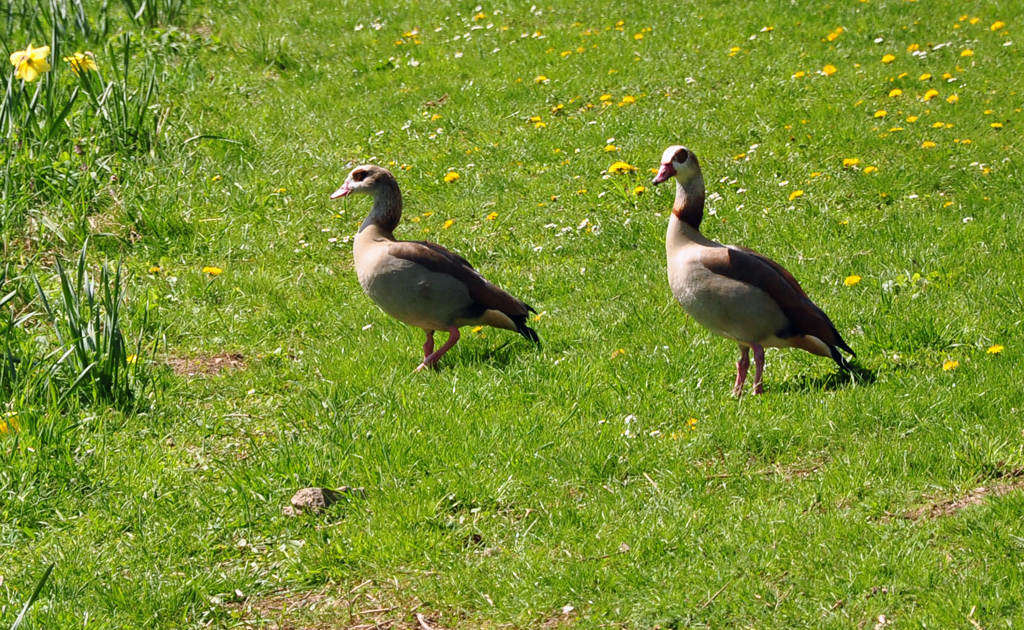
<box><xmin>168</xmin><ymin>352</ymin><xmax>245</xmax><ymax>377</ymax></box>
<box><xmin>900</xmin><ymin>469</ymin><xmax>1024</xmax><ymax>521</ymax></box>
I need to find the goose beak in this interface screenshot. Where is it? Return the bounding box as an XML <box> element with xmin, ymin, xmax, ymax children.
<box><xmin>330</xmin><ymin>183</ymin><xmax>352</xmax><ymax>199</ymax></box>
<box><xmin>652</xmin><ymin>163</ymin><xmax>676</xmax><ymax>185</ymax></box>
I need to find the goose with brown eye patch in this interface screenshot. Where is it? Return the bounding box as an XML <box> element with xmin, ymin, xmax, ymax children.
<box><xmin>330</xmin><ymin>165</ymin><xmax>540</xmax><ymax>372</ymax></box>
<box><xmin>652</xmin><ymin>144</ymin><xmax>856</xmax><ymax>396</ymax></box>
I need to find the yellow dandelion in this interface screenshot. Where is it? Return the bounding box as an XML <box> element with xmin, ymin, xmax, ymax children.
<box><xmin>443</xmin><ymin>171</ymin><xmax>460</xmax><ymax>182</ymax></box>
<box><xmin>633</xmin><ymin>185</ymin><xmax>646</xmax><ymax>195</ymax></box>
<box><xmin>148</xmin><ymin>266</ymin><xmax>161</xmax><ymax>273</ymax></box>
<box><xmin>970</xmin><ymin>17</ymin><xmax>979</xmax><ymax>25</ymax></box>
<box><xmin>608</xmin><ymin>161</ymin><xmax>637</xmax><ymax>173</ymax></box>
<box><xmin>844</xmin><ymin>275</ymin><xmax>862</xmax><ymax>287</ymax></box>
<box><xmin>604</xmin><ymin>144</ymin><xmax>618</xmax><ymax>152</ymax></box>
<box><xmin>9</xmin><ymin>44</ymin><xmax>51</xmax><ymax>82</ymax></box>
<box><xmin>599</xmin><ymin>94</ymin><xmax>612</xmax><ymax>101</ymax></box>
<box><xmin>822</xmin><ymin>64</ymin><xmax>837</xmax><ymax>76</ymax></box>
<box><xmin>920</xmin><ymin>73</ymin><xmax>932</xmax><ymax>81</ymax></box>
<box><xmin>947</xmin><ymin>94</ymin><xmax>959</xmax><ymax>103</ymax></box>
<box><xmin>733</xmin><ymin>153</ymin><xmax>747</xmax><ymax>160</ymax></box>
<box><xmin>943</xmin><ymin>360</ymin><xmax>959</xmax><ymax>371</ymax></box>
<box><xmin>535</xmin><ymin>121</ymin><xmax>546</xmax><ymax>128</ymax></box>
<box><xmin>793</xmin><ymin>70</ymin><xmax>805</xmax><ymax>78</ymax></box>
<box><xmin>987</xmin><ymin>344</ymin><xmax>1004</xmax><ymax>354</ymax></box>
<box><xmin>942</xmin><ymin>72</ymin><xmax>953</xmax><ymax>79</ymax></box>
<box><xmin>889</xmin><ymin>88</ymin><xmax>903</xmax><ymax>98</ymax></box>
<box><xmin>789</xmin><ymin>190</ymin><xmax>804</xmax><ymax>201</ymax></box>
<box><xmin>991</xmin><ymin>21</ymin><xmax>1005</xmax><ymax>31</ymax></box>
<box><xmin>810</xmin><ymin>172</ymin><xmax>821</xmax><ymax>177</ymax></box>
<box><xmin>961</xmin><ymin>49</ymin><xmax>974</xmax><ymax>57</ymax></box>
<box><xmin>881</xmin><ymin>54</ymin><xmax>895</xmax><ymax>63</ymax></box>
<box><xmin>620</xmin><ymin>95</ymin><xmax>636</xmax><ymax>104</ymax></box>
<box><xmin>202</xmin><ymin>266</ymin><xmax>223</xmax><ymax>276</ymax></box>
<box><xmin>843</xmin><ymin>157</ymin><xmax>860</xmax><ymax>167</ymax></box>
<box><xmin>431</xmin><ymin>114</ymin><xmax>443</xmax><ymax>121</ymax></box>
<box><xmin>932</xmin><ymin>121</ymin><xmax>944</xmax><ymax>128</ymax></box>
<box><xmin>126</xmin><ymin>354</ymin><xmax>138</xmax><ymax>364</ymax></box>
<box><xmin>443</xmin><ymin>219</ymin><xmax>454</xmax><ymax>229</ymax></box>
<box><xmin>907</xmin><ymin>115</ymin><xmax>919</xmax><ymax>122</ymax></box>
<box><xmin>211</xmin><ymin>175</ymin><xmax>221</xmax><ymax>182</ymax></box>
<box><xmin>486</xmin><ymin>212</ymin><xmax>498</xmax><ymax>220</ymax></box>
<box><xmin>991</xmin><ymin>122</ymin><xmax>1004</xmax><ymax>129</ymax></box>
<box><xmin>921</xmin><ymin>141</ymin><xmax>937</xmax><ymax>148</ymax></box>
<box><xmin>534</xmin><ymin>75</ymin><xmax>549</xmax><ymax>83</ymax></box>
<box><xmin>923</xmin><ymin>89</ymin><xmax>939</xmax><ymax>101</ymax></box>
<box><xmin>874</xmin><ymin>110</ymin><xmax>887</xmax><ymax>118</ymax></box>
<box><xmin>634</xmin><ymin>33</ymin><xmax>643</xmax><ymax>40</ymax></box>
<box><xmin>864</xmin><ymin>166</ymin><xmax>877</xmax><ymax>173</ymax></box>
<box><xmin>907</xmin><ymin>43</ymin><xmax>920</xmax><ymax>52</ymax></box>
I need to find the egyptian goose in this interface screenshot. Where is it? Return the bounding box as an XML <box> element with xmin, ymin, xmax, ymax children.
<box><xmin>652</xmin><ymin>145</ymin><xmax>855</xmax><ymax>396</ymax></box>
<box><xmin>331</xmin><ymin>165</ymin><xmax>539</xmax><ymax>371</ymax></box>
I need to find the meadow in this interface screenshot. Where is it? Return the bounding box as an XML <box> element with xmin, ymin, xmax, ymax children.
<box><xmin>2</xmin><ymin>0</ymin><xmax>1024</xmax><ymax>627</ymax></box>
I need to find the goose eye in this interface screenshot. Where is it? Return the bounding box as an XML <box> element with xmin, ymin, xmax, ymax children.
<box><xmin>352</xmin><ymin>170</ymin><xmax>367</xmax><ymax>182</ymax></box>
<box><xmin>674</xmin><ymin>149</ymin><xmax>689</xmax><ymax>163</ymax></box>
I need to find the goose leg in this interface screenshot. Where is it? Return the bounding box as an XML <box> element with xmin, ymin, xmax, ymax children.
<box><xmin>415</xmin><ymin>326</ymin><xmax>460</xmax><ymax>372</ymax></box>
<box><xmin>752</xmin><ymin>343</ymin><xmax>766</xmax><ymax>395</ymax></box>
<box><xmin>733</xmin><ymin>345</ymin><xmax>751</xmax><ymax>398</ymax></box>
<box><xmin>423</xmin><ymin>330</ymin><xmax>435</xmax><ymax>358</ymax></box>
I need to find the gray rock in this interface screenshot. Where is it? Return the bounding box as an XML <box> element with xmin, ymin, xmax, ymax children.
<box><xmin>285</xmin><ymin>486</ymin><xmax>366</xmax><ymax>516</ymax></box>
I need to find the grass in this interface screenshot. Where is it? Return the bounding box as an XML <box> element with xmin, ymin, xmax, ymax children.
<box><xmin>2</xmin><ymin>0</ymin><xmax>1024</xmax><ymax>628</ymax></box>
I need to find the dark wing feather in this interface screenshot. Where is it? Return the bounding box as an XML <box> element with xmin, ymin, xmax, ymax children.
<box><xmin>702</xmin><ymin>245</ymin><xmax>855</xmax><ymax>358</ymax></box>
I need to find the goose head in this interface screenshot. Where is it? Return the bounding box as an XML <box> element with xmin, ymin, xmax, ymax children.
<box><xmin>331</xmin><ymin>165</ymin><xmax>396</xmax><ymax>199</ymax></box>
<box><xmin>652</xmin><ymin>145</ymin><xmax>701</xmax><ymax>187</ymax></box>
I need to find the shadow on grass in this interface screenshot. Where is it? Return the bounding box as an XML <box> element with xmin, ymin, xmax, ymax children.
<box><xmin>448</xmin><ymin>337</ymin><xmax>543</xmax><ymax>370</ymax></box>
<box><xmin>773</xmin><ymin>362</ymin><xmax>878</xmax><ymax>394</ymax></box>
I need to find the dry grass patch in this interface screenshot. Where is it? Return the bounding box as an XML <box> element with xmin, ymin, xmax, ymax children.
<box><xmin>168</xmin><ymin>352</ymin><xmax>245</xmax><ymax>376</ymax></box>
<box><xmin>901</xmin><ymin>469</ymin><xmax>1024</xmax><ymax>521</ymax></box>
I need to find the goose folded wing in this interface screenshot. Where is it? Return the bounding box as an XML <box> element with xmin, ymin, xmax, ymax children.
<box><xmin>700</xmin><ymin>246</ymin><xmax>851</xmax><ymax>352</ymax></box>
<box><xmin>388</xmin><ymin>241</ymin><xmax>531</xmax><ymax>317</ymax></box>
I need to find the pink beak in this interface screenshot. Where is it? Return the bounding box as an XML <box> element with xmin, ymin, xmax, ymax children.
<box><xmin>652</xmin><ymin>163</ymin><xmax>676</xmax><ymax>185</ymax></box>
<box><xmin>330</xmin><ymin>183</ymin><xmax>352</xmax><ymax>199</ymax></box>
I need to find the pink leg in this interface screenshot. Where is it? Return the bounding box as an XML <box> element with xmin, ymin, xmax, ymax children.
<box><xmin>423</xmin><ymin>331</ymin><xmax>435</xmax><ymax>358</ymax></box>
<box><xmin>415</xmin><ymin>326</ymin><xmax>460</xmax><ymax>372</ymax></box>
<box><xmin>733</xmin><ymin>345</ymin><xmax>751</xmax><ymax>397</ymax></box>
<box><xmin>752</xmin><ymin>343</ymin><xmax>766</xmax><ymax>395</ymax></box>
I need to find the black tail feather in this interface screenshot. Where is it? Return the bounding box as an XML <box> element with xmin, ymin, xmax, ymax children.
<box><xmin>510</xmin><ymin>312</ymin><xmax>541</xmax><ymax>346</ymax></box>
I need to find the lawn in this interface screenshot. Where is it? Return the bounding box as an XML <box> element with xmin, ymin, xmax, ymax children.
<box><xmin>2</xmin><ymin>0</ymin><xmax>1024</xmax><ymax>628</ymax></box>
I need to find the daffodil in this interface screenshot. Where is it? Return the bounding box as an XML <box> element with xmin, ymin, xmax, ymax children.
<box><xmin>64</xmin><ymin>51</ymin><xmax>98</xmax><ymax>75</ymax></box>
<box><xmin>608</xmin><ymin>161</ymin><xmax>637</xmax><ymax>173</ymax></box>
<box><xmin>844</xmin><ymin>275</ymin><xmax>861</xmax><ymax>286</ymax></box>
<box><xmin>10</xmin><ymin>44</ymin><xmax>51</xmax><ymax>82</ymax></box>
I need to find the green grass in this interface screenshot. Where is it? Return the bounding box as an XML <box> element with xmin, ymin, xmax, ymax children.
<box><xmin>3</xmin><ymin>0</ymin><xmax>1024</xmax><ymax>628</ymax></box>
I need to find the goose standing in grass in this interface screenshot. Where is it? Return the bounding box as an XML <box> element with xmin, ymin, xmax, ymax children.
<box><xmin>651</xmin><ymin>145</ymin><xmax>855</xmax><ymax>396</ymax></box>
<box><xmin>332</xmin><ymin>165</ymin><xmax>539</xmax><ymax>372</ymax></box>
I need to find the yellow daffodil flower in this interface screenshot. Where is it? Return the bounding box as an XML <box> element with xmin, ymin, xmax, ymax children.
<box><xmin>10</xmin><ymin>44</ymin><xmax>51</xmax><ymax>82</ymax></box>
<box><xmin>64</xmin><ymin>51</ymin><xmax>98</xmax><ymax>75</ymax></box>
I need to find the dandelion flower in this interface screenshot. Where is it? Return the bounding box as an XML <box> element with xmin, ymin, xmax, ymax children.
<box><xmin>793</xmin><ymin>70</ymin><xmax>805</xmax><ymax>78</ymax></box>
<box><xmin>126</xmin><ymin>354</ymin><xmax>138</xmax><ymax>364</ymax></box>
<box><xmin>947</xmin><ymin>94</ymin><xmax>959</xmax><ymax>103</ymax></box>
<box><xmin>932</xmin><ymin>121</ymin><xmax>944</xmax><ymax>128</ymax></box>
<box><xmin>920</xmin><ymin>73</ymin><xmax>932</xmax><ymax>81</ymax></box>
<box><xmin>923</xmin><ymin>89</ymin><xmax>939</xmax><ymax>101</ymax></box>
<box><xmin>443</xmin><ymin>219</ymin><xmax>454</xmax><ymax>229</ymax></box>
<box><xmin>881</xmin><ymin>54</ymin><xmax>895</xmax><ymax>63</ymax></box>
<box><xmin>9</xmin><ymin>44</ymin><xmax>51</xmax><ymax>82</ymax></box>
<box><xmin>843</xmin><ymin>157</ymin><xmax>860</xmax><ymax>167</ymax></box>
<box><xmin>534</xmin><ymin>121</ymin><xmax>546</xmax><ymax>128</ymax></box>
<box><xmin>64</xmin><ymin>51</ymin><xmax>98</xmax><ymax>75</ymax></box>
<box><xmin>202</xmin><ymin>266</ymin><xmax>223</xmax><ymax>275</ymax></box>
<box><xmin>991</xmin><ymin>21</ymin><xmax>1005</xmax><ymax>31</ymax></box>
<box><xmin>907</xmin><ymin>115</ymin><xmax>918</xmax><ymax>122</ymax></box>
<box><xmin>889</xmin><ymin>88</ymin><xmax>903</xmax><ymax>98</ymax></box>
<box><xmin>608</xmin><ymin>161</ymin><xmax>637</xmax><ymax>173</ymax></box>
<box><xmin>874</xmin><ymin>110</ymin><xmax>887</xmax><ymax>118</ymax></box>
<box><xmin>620</xmin><ymin>95</ymin><xmax>636</xmax><ymax>104</ymax></box>
<box><xmin>943</xmin><ymin>360</ymin><xmax>959</xmax><ymax>371</ymax></box>
<box><xmin>960</xmin><ymin>49</ymin><xmax>974</xmax><ymax>57</ymax></box>
<box><xmin>987</xmin><ymin>344</ymin><xmax>1004</xmax><ymax>354</ymax></box>
<box><xmin>844</xmin><ymin>275</ymin><xmax>862</xmax><ymax>286</ymax></box>
<box><xmin>633</xmin><ymin>185</ymin><xmax>646</xmax><ymax>195</ymax></box>
<box><xmin>443</xmin><ymin>171</ymin><xmax>460</xmax><ymax>182</ymax></box>
<box><xmin>534</xmin><ymin>75</ymin><xmax>549</xmax><ymax>83</ymax></box>
<box><xmin>991</xmin><ymin>122</ymin><xmax>1004</xmax><ymax>129</ymax></box>
<box><xmin>634</xmin><ymin>33</ymin><xmax>643</xmax><ymax>40</ymax></box>
<box><xmin>789</xmin><ymin>190</ymin><xmax>804</xmax><ymax>201</ymax></box>
<box><xmin>486</xmin><ymin>212</ymin><xmax>498</xmax><ymax>220</ymax></box>
<box><xmin>907</xmin><ymin>43</ymin><xmax>920</xmax><ymax>52</ymax></box>
<box><xmin>921</xmin><ymin>141</ymin><xmax>937</xmax><ymax>148</ymax></box>
<box><xmin>149</xmin><ymin>266</ymin><xmax>161</xmax><ymax>273</ymax></box>
<box><xmin>599</xmin><ymin>94</ymin><xmax>612</xmax><ymax>101</ymax></box>
<box><xmin>604</xmin><ymin>144</ymin><xmax>618</xmax><ymax>152</ymax></box>
<box><xmin>864</xmin><ymin>166</ymin><xmax>877</xmax><ymax>173</ymax></box>
<box><xmin>822</xmin><ymin>64</ymin><xmax>837</xmax><ymax>76</ymax></box>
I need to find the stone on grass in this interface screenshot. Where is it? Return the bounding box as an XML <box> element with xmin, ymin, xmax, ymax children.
<box><xmin>284</xmin><ymin>486</ymin><xmax>366</xmax><ymax>517</ymax></box>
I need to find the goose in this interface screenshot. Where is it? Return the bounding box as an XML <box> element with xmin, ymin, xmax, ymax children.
<box><xmin>651</xmin><ymin>145</ymin><xmax>854</xmax><ymax>396</ymax></box>
<box><xmin>331</xmin><ymin>165</ymin><xmax>539</xmax><ymax>372</ymax></box>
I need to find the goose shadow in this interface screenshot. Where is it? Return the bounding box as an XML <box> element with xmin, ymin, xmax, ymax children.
<box><xmin>440</xmin><ymin>336</ymin><xmax>543</xmax><ymax>370</ymax></box>
<box><xmin>773</xmin><ymin>362</ymin><xmax>878</xmax><ymax>394</ymax></box>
